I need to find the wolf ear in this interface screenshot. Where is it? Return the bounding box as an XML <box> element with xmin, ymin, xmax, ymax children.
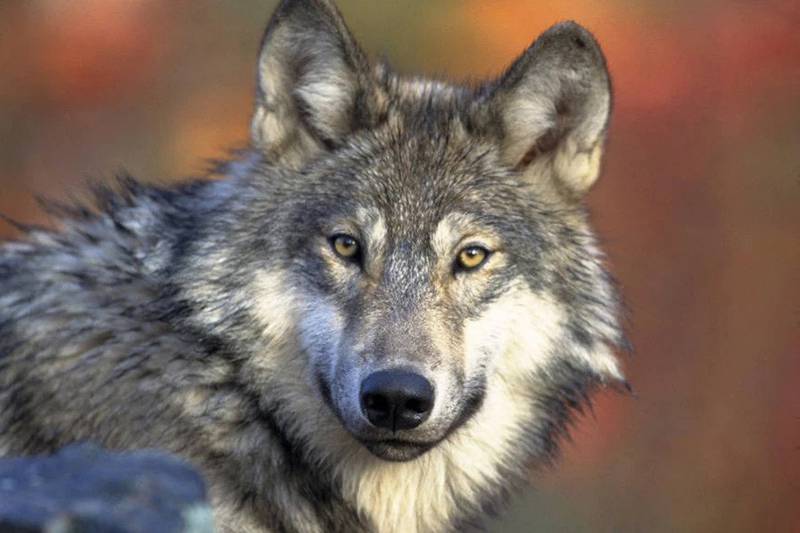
<box><xmin>486</xmin><ymin>22</ymin><xmax>612</xmax><ymax>198</ymax></box>
<box><xmin>251</xmin><ymin>0</ymin><xmax>377</xmax><ymax>168</ymax></box>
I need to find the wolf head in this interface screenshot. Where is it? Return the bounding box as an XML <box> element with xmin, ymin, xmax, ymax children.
<box><xmin>185</xmin><ymin>0</ymin><xmax>625</xmax><ymax>466</ymax></box>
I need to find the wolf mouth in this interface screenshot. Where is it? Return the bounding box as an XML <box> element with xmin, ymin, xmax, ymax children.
<box><xmin>360</xmin><ymin>439</ymin><xmax>436</xmax><ymax>462</ymax></box>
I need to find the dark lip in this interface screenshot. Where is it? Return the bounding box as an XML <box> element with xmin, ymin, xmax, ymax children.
<box><xmin>361</xmin><ymin>438</ymin><xmax>433</xmax><ymax>448</ymax></box>
<box><xmin>359</xmin><ymin>438</ymin><xmax>437</xmax><ymax>462</ymax></box>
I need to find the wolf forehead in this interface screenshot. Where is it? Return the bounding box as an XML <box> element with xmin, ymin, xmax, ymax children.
<box><xmin>291</xmin><ymin>127</ymin><xmax>529</xmax><ymax>222</ymax></box>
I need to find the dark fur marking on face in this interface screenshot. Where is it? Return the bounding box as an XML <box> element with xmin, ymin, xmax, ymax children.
<box><xmin>568</xmin><ymin>322</ymin><xmax>595</xmax><ymax>348</ymax></box>
<box><xmin>315</xmin><ymin>369</ymin><xmax>338</xmax><ymax>418</ymax></box>
<box><xmin>532</xmin><ymin>359</ymin><xmax>605</xmax><ymax>462</ymax></box>
<box><xmin>456</xmin><ymin>267</ymin><xmax>519</xmax><ymax>322</ymax></box>
<box><xmin>442</xmin><ymin>379</ymin><xmax>487</xmax><ymax>440</ymax></box>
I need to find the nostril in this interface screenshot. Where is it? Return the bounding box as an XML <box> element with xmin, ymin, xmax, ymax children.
<box><xmin>363</xmin><ymin>392</ymin><xmax>389</xmax><ymax>413</ymax></box>
<box><xmin>404</xmin><ymin>397</ymin><xmax>431</xmax><ymax>415</ymax></box>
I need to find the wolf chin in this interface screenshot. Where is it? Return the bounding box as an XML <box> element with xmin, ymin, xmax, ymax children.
<box><xmin>0</xmin><ymin>1</ymin><xmax>627</xmax><ymax>532</ymax></box>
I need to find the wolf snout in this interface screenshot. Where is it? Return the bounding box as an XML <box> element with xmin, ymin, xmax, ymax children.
<box><xmin>359</xmin><ymin>370</ymin><xmax>434</xmax><ymax>431</ymax></box>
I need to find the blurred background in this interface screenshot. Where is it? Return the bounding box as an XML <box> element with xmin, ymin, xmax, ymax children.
<box><xmin>1</xmin><ymin>1</ymin><xmax>798</xmax><ymax>531</ymax></box>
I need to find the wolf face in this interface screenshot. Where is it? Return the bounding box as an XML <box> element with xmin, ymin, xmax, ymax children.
<box><xmin>195</xmin><ymin>0</ymin><xmax>626</xmax><ymax>464</ymax></box>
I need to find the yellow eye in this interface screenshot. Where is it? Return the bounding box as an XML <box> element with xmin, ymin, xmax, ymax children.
<box><xmin>457</xmin><ymin>246</ymin><xmax>489</xmax><ymax>271</ymax></box>
<box><xmin>332</xmin><ymin>234</ymin><xmax>360</xmax><ymax>260</ymax></box>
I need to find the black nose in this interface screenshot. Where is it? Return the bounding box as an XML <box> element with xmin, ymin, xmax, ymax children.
<box><xmin>360</xmin><ymin>370</ymin><xmax>434</xmax><ymax>431</ymax></box>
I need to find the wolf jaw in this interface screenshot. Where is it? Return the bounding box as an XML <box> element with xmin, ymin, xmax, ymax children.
<box><xmin>0</xmin><ymin>0</ymin><xmax>627</xmax><ymax>532</ymax></box>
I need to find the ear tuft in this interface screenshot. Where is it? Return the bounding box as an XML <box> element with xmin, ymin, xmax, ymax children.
<box><xmin>488</xmin><ymin>21</ymin><xmax>612</xmax><ymax>198</ymax></box>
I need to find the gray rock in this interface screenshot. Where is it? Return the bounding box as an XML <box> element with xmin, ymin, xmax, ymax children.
<box><xmin>0</xmin><ymin>443</ymin><xmax>214</xmax><ymax>533</ymax></box>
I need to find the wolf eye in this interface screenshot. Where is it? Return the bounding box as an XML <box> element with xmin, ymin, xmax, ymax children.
<box><xmin>330</xmin><ymin>234</ymin><xmax>360</xmax><ymax>261</ymax></box>
<box><xmin>456</xmin><ymin>246</ymin><xmax>490</xmax><ymax>271</ymax></box>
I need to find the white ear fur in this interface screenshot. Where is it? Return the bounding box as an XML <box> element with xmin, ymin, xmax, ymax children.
<box><xmin>251</xmin><ymin>0</ymin><xmax>374</xmax><ymax>168</ymax></box>
<box><xmin>491</xmin><ymin>21</ymin><xmax>612</xmax><ymax>197</ymax></box>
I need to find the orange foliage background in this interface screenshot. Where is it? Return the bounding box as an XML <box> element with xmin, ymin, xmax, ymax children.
<box><xmin>1</xmin><ymin>2</ymin><xmax>798</xmax><ymax>531</ymax></box>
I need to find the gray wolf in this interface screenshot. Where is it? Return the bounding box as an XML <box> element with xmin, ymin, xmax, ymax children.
<box><xmin>0</xmin><ymin>1</ymin><xmax>627</xmax><ymax>531</ymax></box>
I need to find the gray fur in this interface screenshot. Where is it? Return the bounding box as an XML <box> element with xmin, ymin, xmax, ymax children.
<box><xmin>0</xmin><ymin>1</ymin><xmax>626</xmax><ymax>532</ymax></box>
